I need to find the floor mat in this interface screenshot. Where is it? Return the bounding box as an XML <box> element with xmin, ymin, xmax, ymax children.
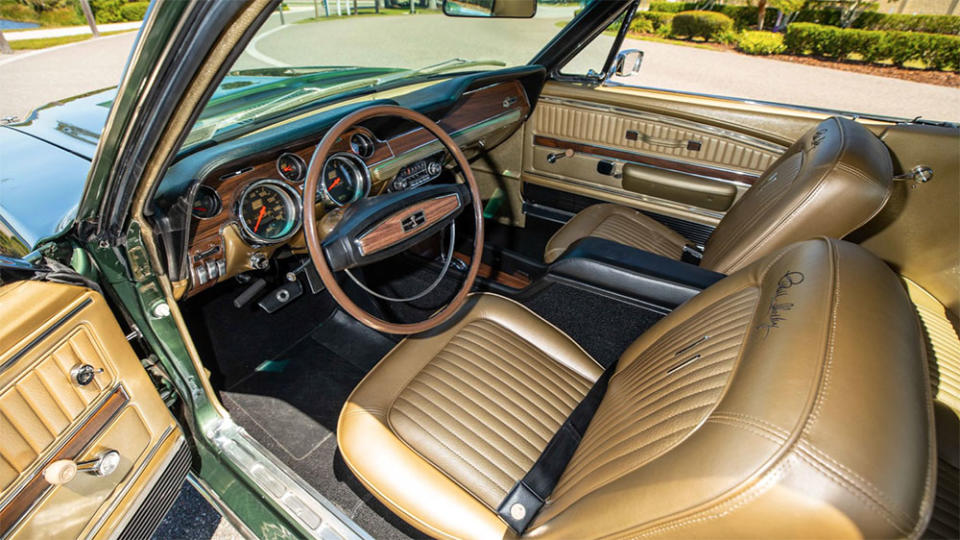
<box><xmin>221</xmin><ymin>319</ymin><xmax>423</xmax><ymax>539</ymax></box>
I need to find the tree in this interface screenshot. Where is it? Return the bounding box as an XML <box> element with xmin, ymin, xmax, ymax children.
<box><xmin>756</xmin><ymin>0</ymin><xmax>768</xmax><ymax>30</ymax></box>
<box><xmin>770</xmin><ymin>0</ymin><xmax>805</xmax><ymax>30</ymax></box>
<box><xmin>0</xmin><ymin>30</ymin><xmax>12</xmax><ymax>55</ymax></box>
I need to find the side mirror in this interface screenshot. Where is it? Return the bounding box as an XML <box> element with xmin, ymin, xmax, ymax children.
<box><xmin>442</xmin><ymin>0</ymin><xmax>537</xmax><ymax>18</ymax></box>
<box><xmin>608</xmin><ymin>49</ymin><xmax>643</xmax><ymax>79</ymax></box>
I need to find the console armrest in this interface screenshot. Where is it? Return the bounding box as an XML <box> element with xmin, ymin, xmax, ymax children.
<box><xmin>548</xmin><ymin>237</ymin><xmax>725</xmax><ymax>308</ymax></box>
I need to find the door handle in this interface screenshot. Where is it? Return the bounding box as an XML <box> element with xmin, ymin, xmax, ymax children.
<box><xmin>43</xmin><ymin>450</ymin><xmax>121</xmax><ymax>485</ymax></box>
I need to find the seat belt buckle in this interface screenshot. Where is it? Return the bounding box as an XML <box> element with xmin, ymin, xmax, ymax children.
<box><xmin>682</xmin><ymin>244</ymin><xmax>703</xmax><ymax>265</ymax></box>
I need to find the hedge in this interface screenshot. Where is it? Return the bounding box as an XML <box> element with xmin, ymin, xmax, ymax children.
<box><xmin>119</xmin><ymin>0</ymin><xmax>148</xmax><ymax>21</ymax></box>
<box><xmin>738</xmin><ymin>30</ymin><xmax>787</xmax><ymax>55</ymax></box>
<box><xmin>785</xmin><ymin>22</ymin><xmax>960</xmax><ymax>70</ymax></box>
<box><xmin>670</xmin><ymin>10</ymin><xmax>734</xmax><ymax>40</ymax></box>
<box><xmin>852</xmin><ymin>12</ymin><xmax>960</xmax><ymax>35</ymax></box>
<box><xmin>632</xmin><ymin>11</ymin><xmax>676</xmax><ymax>34</ymax></box>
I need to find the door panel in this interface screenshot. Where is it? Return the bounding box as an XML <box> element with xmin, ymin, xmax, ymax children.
<box><xmin>522</xmin><ymin>87</ymin><xmax>789</xmax><ymax>225</ymax></box>
<box><xmin>0</xmin><ymin>280</ymin><xmax>187</xmax><ymax>539</ymax></box>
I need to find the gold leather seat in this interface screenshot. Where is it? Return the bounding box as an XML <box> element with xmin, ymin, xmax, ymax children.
<box><xmin>338</xmin><ymin>238</ymin><xmax>935</xmax><ymax>538</ymax></box>
<box><xmin>543</xmin><ymin>117</ymin><xmax>894</xmax><ymax>274</ymax></box>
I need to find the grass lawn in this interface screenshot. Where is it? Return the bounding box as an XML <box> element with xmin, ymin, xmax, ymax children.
<box><xmin>9</xmin><ymin>30</ymin><xmax>135</xmax><ymax>51</ymax></box>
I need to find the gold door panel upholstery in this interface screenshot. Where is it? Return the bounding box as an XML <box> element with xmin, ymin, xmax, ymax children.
<box><xmin>0</xmin><ymin>281</ymin><xmax>186</xmax><ymax>539</ymax></box>
<box><xmin>522</xmin><ymin>90</ymin><xmax>787</xmax><ymax>222</ymax></box>
<box><xmin>339</xmin><ymin>239</ymin><xmax>935</xmax><ymax>539</ymax></box>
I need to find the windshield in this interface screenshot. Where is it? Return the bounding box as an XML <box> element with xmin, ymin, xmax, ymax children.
<box><xmin>185</xmin><ymin>3</ymin><xmax>582</xmax><ymax>147</ymax></box>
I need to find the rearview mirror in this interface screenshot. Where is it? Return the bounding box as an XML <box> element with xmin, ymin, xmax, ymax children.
<box><xmin>609</xmin><ymin>49</ymin><xmax>643</xmax><ymax>79</ymax></box>
<box><xmin>443</xmin><ymin>0</ymin><xmax>537</xmax><ymax>18</ymax></box>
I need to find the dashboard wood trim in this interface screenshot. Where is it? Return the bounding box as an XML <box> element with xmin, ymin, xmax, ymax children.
<box><xmin>184</xmin><ymin>80</ymin><xmax>529</xmax><ymax>297</ymax></box>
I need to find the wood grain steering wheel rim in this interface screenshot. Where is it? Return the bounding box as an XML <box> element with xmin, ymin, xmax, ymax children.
<box><xmin>303</xmin><ymin>104</ymin><xmax>484</xmax><ymax>334</ymax></box>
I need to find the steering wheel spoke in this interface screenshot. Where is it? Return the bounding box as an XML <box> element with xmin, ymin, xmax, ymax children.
<box><xmin>323</xmin><ymin>183</ymin><xmax>470</xmax><ymax>271</ymax></box>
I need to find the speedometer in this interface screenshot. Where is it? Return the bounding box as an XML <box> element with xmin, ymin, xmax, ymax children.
<box><xmin>237</xmin><ymin>180</ymin><xmax>302</xmax><ymax>244</ymax></box>
<box><xmin>321</xmin><ymin>153</ymin><xmax>370</xmax><ymax>207</ymax></box>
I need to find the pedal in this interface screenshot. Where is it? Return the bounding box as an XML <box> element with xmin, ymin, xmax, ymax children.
<box><xmin>258</xmin><ymin>280</ymin><xmax>303</xmax><ymax>314</ymax></box>
<box><xmin>233</xmin><ymin>278</ymin><xmax>267</xmax><ymax>308</ymax></box>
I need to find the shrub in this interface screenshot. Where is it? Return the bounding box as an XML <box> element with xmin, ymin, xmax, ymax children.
<box><xmin>90</xmin><ymin>0</ymin><xmax>123</xmax><ymax>23</ymax></box>
<box><xmin>853</xmin><ymin>12</ymin><xmax>960</xmax><ymax>35</ymax></box>
<box><xmin>119</xmin><ymin>0</ymin><xmax>148</xmax><ymax>21</ymax></box>
<box><xmin>738</xmin><ymin>30</ymin><xmax>786</xmax><ymax>54</ymax></box>
<box><xmin>784</xmin><ymin>22</ymin><xmax>960</xmax><ymax>70</ymax></box>
<box><xmin>649</xmin><ymin>2</ymin><xmax>696</xmax><ymax>13</ymax></box>
<box><xmin>629</xmin><ymin>17</ymin><xmax>654</xmax><ymax>34</ymax></box>
<box><xmin>37</xmin><ymin>5</ymin><xmax>82</xmax><ymax>25</ymax></box>
<box><xmin>670</xmin><ymin>10</ymin><xmax>734</xmax><ymax>41</ymax></box>
<box><xmin>0</xmin><ymin>2</ymin><xmax>38</xmax><ymax>22</ymax></box>
<box><xmin>632</xmin><ymin>11</ymin><xmax>675</xmax><ymax>33</ymax></box>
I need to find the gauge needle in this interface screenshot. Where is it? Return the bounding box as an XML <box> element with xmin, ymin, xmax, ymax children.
<box><xmin>329</xmin><ymin>177</ymin><xmax>342</xmax><ymax>190</ymax></box>
<box><xmin>253</xmin><ymin>206</ymin><xmax>266</xmax><ymax>233</ymax></box>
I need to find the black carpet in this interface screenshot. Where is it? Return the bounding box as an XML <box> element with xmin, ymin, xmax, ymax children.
<box><xmin>522</xmin><ymin>283</ymin><xmax>666</xmax><ymax>368</ymax></box>
<box><xmin>221</xmin><ymin>309</ymin><xmax>422</xmax><ymax>539</ymax></box>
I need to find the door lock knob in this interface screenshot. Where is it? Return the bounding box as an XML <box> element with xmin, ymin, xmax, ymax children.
<box><xmin>43</xmin><ymin>450</ymin><xmax>121</xmax><ymax>485</ymax></box>
<box><xmin>70</xmin><ymin>364</ymin><xmax>104</xmax><ymax>386</ymax></box>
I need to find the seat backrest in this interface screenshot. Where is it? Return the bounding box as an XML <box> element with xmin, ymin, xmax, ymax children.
<box><xmin>700</xmin><ymin>118</ymin><xmax>893</xmax><ymax>274</ymax></box>
<box><xmin>528</xmin><ymin>238</ymin><xmax>935</xmax><ymax>539</ymax></box>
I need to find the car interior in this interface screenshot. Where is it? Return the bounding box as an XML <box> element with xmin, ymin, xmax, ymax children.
<box><xmin>141</xmin><ymin>36</ymin><xmax>959</xmax><ymax>539</ymax></box>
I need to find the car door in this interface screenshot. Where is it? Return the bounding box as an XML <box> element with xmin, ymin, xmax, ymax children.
<box><xmin>0</xmin><ymin>275</ymin><xmax>188</xmax><ymax>539</ymax></box>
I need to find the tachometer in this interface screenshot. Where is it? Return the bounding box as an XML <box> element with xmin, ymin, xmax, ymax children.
<box><xmin>321</xmin><ymin>152</ymin><xmax>370</xmax><ymax>207</ymax></box>
<box><xmin>237</xmin><ymin>180</ymin><xmax>302</xmax><ymax>244</ymax></box>
<box><xmin>192</xmin><ymin>185</ymin><xmax>222</xmax><ymax>219</ymax></box>
<box><xmin>277</xmin><ymin>152</ymin><xmax>306</xmax><ymax>182</ymax></box>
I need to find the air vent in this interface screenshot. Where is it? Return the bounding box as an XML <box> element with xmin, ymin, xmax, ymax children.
<box><xmin>349</xmin><ymin>132</ymin><xmax>375</xmax><ymax>159</ymax></box>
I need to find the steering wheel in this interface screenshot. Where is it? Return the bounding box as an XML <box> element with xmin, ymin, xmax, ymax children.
<box><xmin>303</xmin><ymin>104</ymin><xmax>484</xmax><ymax>334</ymax></box>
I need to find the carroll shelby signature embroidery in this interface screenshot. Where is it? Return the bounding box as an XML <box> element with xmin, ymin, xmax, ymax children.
<box><xmin>756</xmin><ymin>271</ymin><xmax>805</xmax><ymax>339</ymax></box>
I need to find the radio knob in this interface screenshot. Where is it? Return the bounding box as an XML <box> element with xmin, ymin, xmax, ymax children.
<box><xmin>395</xmin><ymin>179</ymin><xmax>408</xmax><ymax>190</ymax></box>
<box><xmin>427</xmin><ymin>161</ymin><xmax>442</xmax><ymax>176</ymax></box>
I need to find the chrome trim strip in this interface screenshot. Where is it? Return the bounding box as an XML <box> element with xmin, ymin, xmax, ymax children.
<box><xmin>599</xmin><ymin>81</ymin><xmax>954</xmax><ymax>125</ymax></box>
<box><xmin>186</xmin><ymin>473</ymin><xmax>259</xmax><ymax>540</ymax></box>
<box><xmin>537</xmin><ymin>95</ymin><xmax>788</xmax><ymax>155</ymax></box>
<box><xmin>208</xmin><ymin>418</ymin><xmax>371</xmax><ymax>540</ymax></box>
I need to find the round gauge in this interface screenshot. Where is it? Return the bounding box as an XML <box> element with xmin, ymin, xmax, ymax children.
<box><xmin>237</xmin><ymin>180</ymin><xmax>302</xmax><ymax>244</ymax></box>
<box><xmin>321</xmin><ymin>153</ymin><xmax>370</xmax><ymax>207</ymax></box>
<box><xmin>192</xmin><ymin>185</ymin><xmax>222</xmax><ymax>219</ymax></box>
<box><xmin>276</xmin><ymin>152</ymin><xmax>306</xmax><ymax>182</ymax></box>
<box><xmin>349</xmin><ymin>132</ymin><xmax>375</xmax><ymax>159</ymax></box>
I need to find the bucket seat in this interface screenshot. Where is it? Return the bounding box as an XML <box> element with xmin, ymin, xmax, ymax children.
<box><xmin>543</xmin><ymin>117</ymin><xmax>893</xmax><ymax>274</ymax></box>
<box><xmin>337</xmin><ymin>238</ymin><xmax>934</xmax><ymax>538</ymax></box>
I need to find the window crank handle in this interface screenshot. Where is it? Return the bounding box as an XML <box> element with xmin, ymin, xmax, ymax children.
<box><xmin>547</xmin><ymin>148</ymin><xmax>574</xmax><ymax>164</ymax></box>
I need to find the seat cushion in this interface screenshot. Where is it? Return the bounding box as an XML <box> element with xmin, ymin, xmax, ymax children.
<box><xmin>544</xmin><ymin>204</ymin><xmax>689</xmax><ymax>264</ymax></box>
<box><xmin>337</xmin><ymin>294</ymin><xmax>602</xmax><ymax>539</ymax></box>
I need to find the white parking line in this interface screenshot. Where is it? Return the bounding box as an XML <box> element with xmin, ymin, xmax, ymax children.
<box><xmin>245</xmin><ymin>22</ymin><xmax>291</xmax><ymax>67</ymax></box>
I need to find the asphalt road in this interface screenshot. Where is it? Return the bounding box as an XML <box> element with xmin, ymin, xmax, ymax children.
<box><xmin>0</xmin><ymin>32</ymin><xmax>137</xmax><ymax>121</ymax></box>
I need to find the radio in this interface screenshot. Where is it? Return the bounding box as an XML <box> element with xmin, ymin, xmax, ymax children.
<box><xmin>389</xmin><ymin>154</ymin><xmax>443</xmax><ymax>191</ymax></box>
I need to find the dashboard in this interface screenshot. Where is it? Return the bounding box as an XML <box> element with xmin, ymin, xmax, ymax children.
<box><xmin>179</xmin><ymin>79</ymin><xmax>532</xmax><ymax>297</ymax></box>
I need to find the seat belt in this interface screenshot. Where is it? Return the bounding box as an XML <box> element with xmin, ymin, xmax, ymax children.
<box><xmin>496</xmin><ymin>359</ymin><xmax>618</xmax><ymax>534</ymax></box>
